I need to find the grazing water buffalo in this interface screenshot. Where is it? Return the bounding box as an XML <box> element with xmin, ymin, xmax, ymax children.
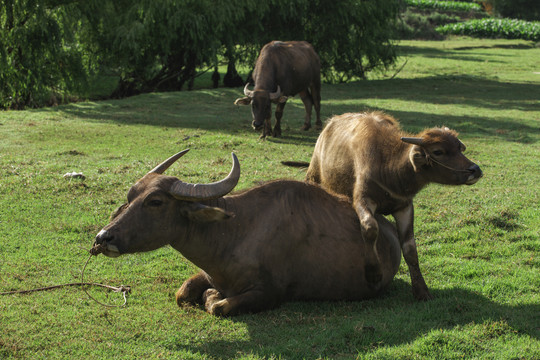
<box><xmin>288</xmin><ymin>111</ymin><xmax>483</xmax><ymax>301</ymax></box>
<box><xmin>93</xmin><ymin>149</ymin><xmax>401</xmax><ymax>316</ymax></box>
<box><xmin>234</xmin><ymin>40</ymin><xmax>321</xmax><ymax>138</ymax></box>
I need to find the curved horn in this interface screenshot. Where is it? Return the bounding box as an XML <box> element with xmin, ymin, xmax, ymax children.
<box><xmin>149</xmin><ymin>149</ymin><xmax>190</xmax><ymax>175</ymax></box>
<box><xmin>243</xmin><ymin>83</ymin><xmax>254</xmax><ymax>98</ymax></box>
<box><xmin>169</xmin><ymin>153</ymin><xmax>240</xmax><ymax>201</ymax></box>
<box><xmin>269</xmin><ymin>85</ymin><xmax>282</xmax><ymax>100</ymax></box>
<box><xmin>401</xmin><ymin>137</ymin><xmax>424</xmax><ymax>146</ymax></box>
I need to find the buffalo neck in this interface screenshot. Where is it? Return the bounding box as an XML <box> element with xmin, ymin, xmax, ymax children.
<box><xmin>378</xmin><ymin>145</ymin><xmax>428</xmax><ymax>199</ymax></box>
<box><xmin>253</xmin><ymin>60</ymin><xmax>277</xmax><ymax>92</ymax></box>
<box><xmin>169</xmin><ymin>197</ymin><xmax>244</xmax><ymax>276</ymax></box>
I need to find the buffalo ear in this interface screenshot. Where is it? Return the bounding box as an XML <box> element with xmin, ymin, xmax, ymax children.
<box><xmin>234</xmin><ymin>97</ymin><xmax>252</xmax><ymax>106</ymax></box>
<box><xmin>409</xmin><ymin>145</ymin><xmax>427</xmax><ymax>172</ymax></box>
<box><xmin>271</xmin><ymin>95</ymin><xmax>288</xmax><ymax>104</ymax></box>
<box><xmin>186</xmin><ymin>203</ymin><xmax>234</xmax><ymax>223</ymax></box>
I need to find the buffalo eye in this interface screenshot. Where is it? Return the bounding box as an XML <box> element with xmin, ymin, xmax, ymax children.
<box><xmin>147</xmin><ymin>199</ymin><xmax>163</xmax><ymax>207</ymax></box>
<box><xmin>432</xmin><ymin>149</ymin><xmax>444</xmax><ymax>156</ymax></box>
<box><xmin>144</xmin><ymin>193</ymin><xmax>167</xmax><ymax>208</ymax></box>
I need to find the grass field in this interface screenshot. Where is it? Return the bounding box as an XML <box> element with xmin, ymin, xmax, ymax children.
<box><xmin>1</xmin><ymin>37</ymin><xmax>539</xmax><ymax>359</ymax></box>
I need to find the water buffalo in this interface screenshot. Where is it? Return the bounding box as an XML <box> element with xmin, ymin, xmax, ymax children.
<box><xmin>287</xmin><ymin>111</ymin><xmax>483</xmax><ymax>301</ymax></box>
<box><xmin>93</xmin><ymin>149</ymin><xmax>401</xmax><ymax>316</ymax></box>
<box><xmin>234</xmin><ymin>40</ymin><xmax>321</xmax><ymax>138</ymax></box>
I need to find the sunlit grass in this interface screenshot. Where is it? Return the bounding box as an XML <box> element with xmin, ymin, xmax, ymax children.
<box><xmin>1</xmin><ymin>38</ymin><xmax>538</xmax><ymax>359</ymax></box>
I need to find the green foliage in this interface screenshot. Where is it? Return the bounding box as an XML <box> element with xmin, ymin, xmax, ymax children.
<box><xmin>487</xmin><ymin>0</ymin><xmax>540</xmax><ymax>21</ymax></box>
<box><xmin>82</xmin><ymin>0</ymin><xmax>240</xmax><ymax>96</ymax></box>
<box><xmin>1</xmin><ymin>0</ymin><xmax>401</xmax><ymax>108</ymax></box>
<box><xmin>436</xmin><ymin>18</ymin><xmax>540</xmax><ymax>41</ymax></box>
<box><xmin>404</xmin><ymin>0</ymin><xmax>484</xmax><ymax>13</ymax></box>
<box><xmin>397</xmin><ymin>9</ymin><xmax>462</xmax><ymax>39</ymax></box>
<box><xmin>305</xmin><ymin>0</ymin><xmax>401</xmax><ymax>82</ymax></box>
<box><xmin>0</xmin><ymin>0</ymin><xmax>92</xmax><ymax>109</ymax></box>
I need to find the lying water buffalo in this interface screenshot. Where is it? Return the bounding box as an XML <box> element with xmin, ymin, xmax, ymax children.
<box><xmin>285</xmin><ymin>111</ymin><xmax>483</xmax><ymax>301</ymax></box>
<box><xmin>234</xmin><ymin>40</ymin><xmax>322</xmax><ymax>138</ymax></box>
<box><xmin>93</xmin><ymin>150</ymin><xmax>401</xmax><ymax>316</ymax></box>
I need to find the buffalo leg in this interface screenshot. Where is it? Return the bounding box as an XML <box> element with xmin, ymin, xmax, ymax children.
<box><xmin>176</xmin><ymin>271</ymin><xmax>212</xmax><ymax>306</ymax></box>
<box><xmin>273</xmin><ymin>101</ymin><xmax>287</xmax><ymax>137</ymax></box>
<box><xmin>261</xmin><ymin>117</ymin><xmax>273</xmax><ymax>139</ymax></box>
<box><xmin>309</xmin><ymin>83</ymin><xmax>322</xmax><ymax>130</ymax></box>
<box><xmin>299</xmin><ymin>90</ymin><xmax>313</xmax><ymax>131</ymax></box>
<box><xmin>202</xmin><ymin>288</ymin><xmax>224</xmax><ymax>313</ymax></box>
<box><xmin>353</xmin><ymin>196</ymin><xmax>382</xmax><ymax>285</ymax></box>
<box><xmin>203</xmin><ymin>288</ymin><xmax>276</xmax><ymax>316</ymax></box>
<box><xmin>393</xmin><ymin>204</ymin><xmax>433</xmax><ymax>301</ymax></box>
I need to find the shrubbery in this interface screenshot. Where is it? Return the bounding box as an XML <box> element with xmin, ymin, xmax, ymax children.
<box><xmin>436</xmin><ymin>18</ymin><xmax>540</xmax><ymax>41</ymax></box>
<box><xmin>397</xmin><ymin>9</ymin><xmax>461</xmax><ymax>39</ymax></box>
<box><xmin>404</xmin><ymin>0</ymin><xmax>483</xmax><ymax>13</ymax></box>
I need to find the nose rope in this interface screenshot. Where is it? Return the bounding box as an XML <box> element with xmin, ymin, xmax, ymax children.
<box><xmin>1</xmin><ymin>245</ymin><xmax>130</xmax><ymax>308</ymax></box>
<box><xmin>81</xmin><ymin>244</ymin><xmax>131</xmax><ymax>307</ymax></box>
<box><xmin>425</xmin><ymin>155</ymin><xmax>474</xmax><ymax>173</ymax></box>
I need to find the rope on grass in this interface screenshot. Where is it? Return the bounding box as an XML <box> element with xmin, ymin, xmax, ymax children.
<box><xmin>0</xmin><ymin>244</ymin><xmax>131</xmax><ymax>308</ymax></box>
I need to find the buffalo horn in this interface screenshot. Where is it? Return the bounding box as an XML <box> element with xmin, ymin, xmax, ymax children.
<box><xmin>243</xmin><ymin>83</ymin><xmax>254</xmax><ymax>98</ymax></box>
<box><xmin>169</xmin><ymin>152</ymin><xmax>240</xmax><ymax>201</ymax></box>
<box><xmin>269</xmin><ymin>85</ymin><xmax>282</xmax><ymax>100</ymax></box>
<box><xmin>401</xmin><ymin>137</ymin><xmax>424</xmax><ymax>146</ymax></box>
<box><xmin>149</xmin><ymin>149</ymin><xmax>190</xmax><ymax>175</ymax></box>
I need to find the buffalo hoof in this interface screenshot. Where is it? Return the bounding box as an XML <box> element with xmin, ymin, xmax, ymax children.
<box><xmin>301</xmin><ymin>124</ymin><xmax>311</xmax><ymax>131</ymax></box>
<box><xmin>208</xmin><ymin>299</ymin><xmax>234</xmax><ymax>317</ymax></box>
<box><xmin>272</xmin><ymin>127</ymin><xmax>282</xmax><ymax>137</ymax></box>
<box><xmin>412</xmin><ymin>286</ymin><xmax>434</xmax><ymax>301</ymax></box>
<box><xmin>260</xmin><ymin>127</ymin><xmax>273</xmax><ymax>139</ymax></box>
<box><xmin>203</xmin><ymin>288</ymin><xmax>223</xmax><ymax>312</ymax></box>
<box><xmin>203</xmin><ymin>288</ymin><xmax>235</xmax><ymax>316</ymax></box>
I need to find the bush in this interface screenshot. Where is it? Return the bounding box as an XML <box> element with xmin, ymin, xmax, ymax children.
<box><xmin>397</xmin><ymin>9</ymin><xmax>461</xmax><ymax>39</ymax></box>
<box><xmin>436</xmin><ymin>18</ymin><xmax>540</xmax><ymax>41</ymax></box>
<box><xmin>404</xmin><ymin>0</ymin><xmax>483</xmax><ymax>13</ymax></box>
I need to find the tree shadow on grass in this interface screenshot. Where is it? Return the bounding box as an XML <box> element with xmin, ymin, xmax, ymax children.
<box><xmin>397</xmin><ymin>42</ymin><xmax>535</xmax><ymax>61</ymax></box>
<box><xmin>322</xmin><ymin>77</ymin><xmax>539</xmax><ymax>144</ymax></box>
<box><xmin>170</xmin><ymin>281</ymin><xmax>539</xmax><ymax>359</ymax></box>
<box><xmin>320</xmin><ymin>105</ymin><xmax>538</xmax><ymax>144</ymax></box>
<box><xmin>325</xmin><ymin>76</ymin><xmax>539</xmax><ymax>114</ymax></box>
<box><xmin>53</xmin><ymin>76</ymin><xmax>538</xmax><ymax>144</ymax></box>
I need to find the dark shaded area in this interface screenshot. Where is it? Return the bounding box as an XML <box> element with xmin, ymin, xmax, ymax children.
<box><xmin>211</xmin><ymin>67</ymin><xmax>220</xmax><ymax>89</ymax></box>
<box><xmin>55</xmin><ymin>73</ymin><xmax>539</xmax><ymax>145</ymax></box>
<box><xmin>167</xmin><ymin>283</ymin><xmax>539</xmax><ymax>359</ymax></box>
<box><xmin>223</xmin><ymin>60</ymin><xmax>245</xmax><ymax>88</ymax></box>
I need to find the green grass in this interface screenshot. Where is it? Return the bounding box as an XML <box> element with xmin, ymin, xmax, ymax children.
<box><xmin>1</xmin><ymin>38</ymin><xmax>539</xmax><ymax>359</ymax></box>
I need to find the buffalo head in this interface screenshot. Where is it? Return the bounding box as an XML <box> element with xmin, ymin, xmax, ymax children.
<box><xmin>94</xmin><ymin>149</ymin><xmax>240</xmax><ymax>257</ymax></box>
<box><xmin>402</xmin><ymin>127</ymin><xmax>482</xmax><ymax>185</ymax></box>
<box><xmin>234</xmin><ymin>84</ymin><xmax>287</xmax><ymax>130</ymax></box>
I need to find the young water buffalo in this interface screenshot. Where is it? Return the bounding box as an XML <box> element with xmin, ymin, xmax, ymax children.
<box><xmin>93</xmin><ymin>150</ymin><xmax>401</xmax><ymax>316</ymax></box>
<box><xmin>296</xmin><ymin>111</ymin><xmax>483</xmax><ymax>301</ymax></box>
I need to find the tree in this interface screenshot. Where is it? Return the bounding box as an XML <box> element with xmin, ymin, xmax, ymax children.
<box><xmin>0</xmin><ymin>0</ymin><xmax>90</xmax><ymax>109</ymax></box>
<box><xmin>1</xmin><ymin>0</ymin><xmax>401</xmax><ymax>108</ymax></box>
<box><xmin>488</xmin><ymin>0</ymin><xmax>540</xmax><ymax>21</ymax></box>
